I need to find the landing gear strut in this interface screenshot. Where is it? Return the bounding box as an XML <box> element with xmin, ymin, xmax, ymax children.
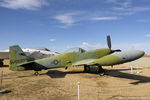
<box><xmin>84</xmin><ymin>65</ymin><xmax>90</xmax><ymax>73</ymax></box>
<box><xmin>0</xmin><ymin>61</ymin><xmax>4</xmax><ymax>67</ymax></box>
<box><xmin>34</xmin><ymin>71</ymin><xmax>40</xmax><ymax>76</ymax></box>
<box><xmin>65</xmin><ymin>67</ymin><xmax>68</xmax><ymax>70</ymax></box>
<box><xmin>98</xmin><ymin>66</ymin><xmax>105</xmax><ymax>76</ymax></box>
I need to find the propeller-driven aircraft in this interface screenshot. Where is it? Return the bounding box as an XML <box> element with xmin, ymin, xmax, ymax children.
<box><xmin>0</xmin><ymin>47</ymin><xmax>59</xmax><ymax>67</ymax></box>
<box><xmin>9</xmin><ymin>36</ymin><xmax>145</xmax><ymax>75</ymax></box>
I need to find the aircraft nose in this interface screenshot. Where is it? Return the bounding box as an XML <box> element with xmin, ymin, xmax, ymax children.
<box><xmin>137</xmin><ymin>50</ymin><xmax>145</xmax><ymax>57</ymax></box>
<box><xmin>132</xmin><ymin>50</ymin><xmax>145</xmax><ymax>59</ymax></box>
<box><xmin>113</xmin><ymin>50</ymin><xmax>145</xmax><ymax>62</ymax></box>
<box><xmin>123</xmin><ymin>50</ymin><xmax>145</xmax><ymax>62</ymax></box>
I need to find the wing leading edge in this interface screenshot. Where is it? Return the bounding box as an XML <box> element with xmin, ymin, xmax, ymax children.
<box><xmin>71</xmin><ymin>55</ymin><xmax>124</xmax><ymax>66</ymax></box>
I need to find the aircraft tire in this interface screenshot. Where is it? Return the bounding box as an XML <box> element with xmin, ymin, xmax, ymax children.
<box><xmin>99</xmin><ymin>72</ymin><xmax>105</xmax><ymax>76</ymax></box>
<box><xmin>34</xmin><ymin>71</ymin><xmax>40</xmax><ymax>76</ymax></box>
<box><xmin>98</xmin><ymin>66</ymin><xmax>105</xmax><ymax>76</ymax></box>
<box><xmin>0</xmin><ymin>62</ymin><xmax>3</xmax><ymax>67</ymax></box>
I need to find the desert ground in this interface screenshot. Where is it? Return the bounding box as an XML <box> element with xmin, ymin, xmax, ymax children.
<box><xmin>0</xmin><ymin>57</ymin><xmax>150</xmax><ymax>100</ymax></box>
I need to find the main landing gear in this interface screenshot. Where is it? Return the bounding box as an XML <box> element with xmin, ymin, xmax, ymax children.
<box><xmin>0</xmin><ymin>61</ymin><xmax>4</xmax><ymax>67</ymax></box>
<box><xmin>84</xmin><ymin>65</ymin><xmax>90</xmax><ymax>73</ymax></box>
<box><xmin>84</xmin><ymin>65</ymin><xmax>105</xmax><ymax>76</ymax></box>
<box><xmin>97</xmin><ymin>66</ymin><xmax>105</xmax><ymax>76</ymax></box>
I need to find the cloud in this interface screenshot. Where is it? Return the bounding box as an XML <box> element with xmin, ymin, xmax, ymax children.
<box><xmin>107</xmin><ymin>0</ymin><xmax>150</xmax><ymax>16</ymax></box>
<box><xmin>120</xmin><ymin>0</ymin><xmax>131</xmax><ymax>8</ymax></box>
<box><xmin>113</xmin><ymin>6</ymin><xmax>150</xmax><ymax>12</ymax></box>
<box><xmin>145</xmin><ymin>34</ymin><xmax>150</xmax><ymax>37</ymax></box>
<box><xmin>107</xmin><ymin>0</ymin><xmax>131</xmax><ymax>8</ymax></box>
<box><xmin>111</xmin><ymin>6</ymin><xmax>150</xmax><ymax>18</ymax></box>
<box><xmin>0</xmin><ymin>0</ymin><xmax>47</xmax><ymax>10</ymax></box>
<box><xmin>82</xmin><ymin>42</ymin><xmax>89</xmax><ymax>48</ymax></box>
<box><xmin>52</xmin><ymin>0</ymin><xmax>150</xmax><ymax>28</ymax></box>
<box><xmin>136</xmin><ymin>19</ymin><xmax>150</xmax><ymax>22</ymax></box>
<box><xmin>91</xmin><ymin>16</ymin><xmax>119</xmax><ymax>21</ymax></box>
<box><xmin>82</xmin><ymin>42</ymin><xmax>89</xmax><ymax>46</ymax></box>
<box><xmin>130</xmin><ymin>7</ymin><xmax>150</xmax><ymax>12</ymax></box>
<box><xmin>49</xmin><ymin>39</ymin><xmax>56</xmax><ymax>42</ymax></box>
<box><xmin>54</xmin><ymin>13</ymin><xmax>78</xmax><ymax>28</ymax></box>
<box><xmin>80</xmin><ymin>42</ymin><xmax>106</xmax><ymax>50</ymax></box>
<box><xmin>54</xmin><ymin>13</ymin><xmax>119</xmax><ymax>28</ymax></box>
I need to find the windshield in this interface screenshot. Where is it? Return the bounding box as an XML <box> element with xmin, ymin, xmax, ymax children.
<box><xmin>65</xmin><ymin>47</ymin><xmax>86</xmax><ymax>53</ymax></box>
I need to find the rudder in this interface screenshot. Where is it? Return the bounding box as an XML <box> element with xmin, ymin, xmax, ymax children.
<box><xmin>9</xmin><ymin>45</ymin><xmax>33</xmax><ymax>71</ymax></box>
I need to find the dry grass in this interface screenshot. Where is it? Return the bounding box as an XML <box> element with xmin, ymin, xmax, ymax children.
<box><xmin>0</xmin><ymin>57</ymin><xmax>150</xmax><ymax>100</ymax></box>
<box><xmin>144</xmin><ymin>54</ymin><xmax>150</xmax><ymax>57</ymax></box>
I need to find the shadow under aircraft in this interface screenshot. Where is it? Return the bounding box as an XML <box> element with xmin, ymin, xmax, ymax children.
<box><xmin>45</xmin><ymin>68</ymin><xmax>150</xmax><ymax>85</ymax></box>
<box><xmin>106</xmin><ymin>69</ymin><xmax>150</xmax><ymax>85</ymax></box>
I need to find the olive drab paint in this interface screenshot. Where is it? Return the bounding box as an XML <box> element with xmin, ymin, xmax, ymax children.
<box><xmin>9</xmin><ymin>45</ymin><xmax>145</xmax><ymax>72</ymax></box>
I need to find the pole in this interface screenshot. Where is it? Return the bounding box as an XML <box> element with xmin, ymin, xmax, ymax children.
<box><xmin>77</xmin><ymin>82</ymin><xmax>80</xmax><ymax>100</ymax></box>
<box><xmin>136</xmin><ymin>65</ymin><xmax>140</xmax><ymax>73</ymax></box>
<box><xmin>131</xmin><ymin>65</ymin><xmax>133</xmax><ymax>74</ymax></box>
<box><xmin>0</xmin><ymin>71</ymin><xmax>3</xmax><ymax>90</ymax></box>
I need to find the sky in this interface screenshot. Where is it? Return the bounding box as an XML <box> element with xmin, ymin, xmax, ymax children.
<box><xmin>0</xmin><ymin>0</ymin><xmax>150</xmax><ymax>53</ymax></box>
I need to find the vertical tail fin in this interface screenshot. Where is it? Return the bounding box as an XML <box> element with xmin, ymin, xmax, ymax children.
<box><xmin>9</xmin><ymin>45</ymin><xmax>33</xmax><ymax>71</ymax></box>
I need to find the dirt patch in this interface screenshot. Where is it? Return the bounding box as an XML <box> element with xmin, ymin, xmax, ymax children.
<box><xmin>0</xmin><ymin>57</ymin><xmax>150</xmax><ymax>100</ymax></box>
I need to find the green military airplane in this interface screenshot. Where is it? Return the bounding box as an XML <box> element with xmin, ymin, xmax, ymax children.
<box><xmin>9</xmin><ymin>36</ymin><xmax>145</xmax><ymax>75</ymax></box>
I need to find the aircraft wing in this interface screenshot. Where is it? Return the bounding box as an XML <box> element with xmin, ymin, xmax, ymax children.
<box><xmin>16</xmin><ymin>61</ymin><xmax>35</xmax><ymax>66</ymax></box>
<box><xmin>72</xmin><ymin>59</ymin><xmax>95</xmax><ymax>66</ymax></box>
<box><xmin>72</xmin><ymin>54</ymin><xmax>124</xmax><ymax>66</ymax></box>
<box><xmin>87</xmin><ymin>54</ymin><xmax>124</xmax><ymax>66</ymax></box>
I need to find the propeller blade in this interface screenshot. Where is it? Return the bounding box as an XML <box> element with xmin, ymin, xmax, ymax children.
<box><xmin>107</xmin><ymin>35</ymin><xmax>121</xmax><ymax>53</ymax></box>
<box><xmin>107</xmin><ymin>35</ymin><xmax>111</xmax><ymax>49</ymax></box>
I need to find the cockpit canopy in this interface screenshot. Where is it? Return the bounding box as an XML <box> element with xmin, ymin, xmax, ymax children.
<box><xmin>65</xmin><ymin>47</ymin><xmax>86</xmax><ymax>53</ymax></box>
<box><xmin>34</xmin><ymin>48</ymin><xmax>50</xmax><ymax>51</ymax></box>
